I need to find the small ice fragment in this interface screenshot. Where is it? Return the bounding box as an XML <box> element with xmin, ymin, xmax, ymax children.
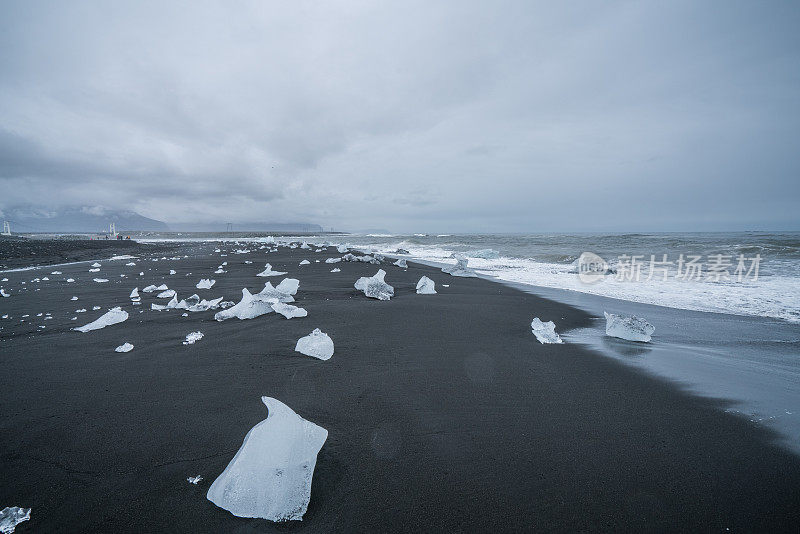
<box><xmin>130</xmin><ymin>287</ymin><xmax>139</xmax><ymax>298</ymax></box>
<box><xmin>0</xmin><ymin>506</ymin><xmax>31</xmax><ymax>533</ymax></box>
<box><xmin>416</xmin><ymin>276</ymin><xmax>436</xmax><ymax>294</ymax></box>
<box><xmin>530</xmin><ymin>318</ymin><xmax>563</xmax><ymax>344</ymax></box>
<box><xmin>294</xmin><ymin>328</ymin><xmax>334</xmax><ymax>360</ymax></box>
<box><xmin>142</xmin><ymin>285</ymin><xmax>158</xmax><ymax>292</ymax></box>
<box><xmin>275</xmin><ymin>278</ymin><xmax>299</xmax><ymax>296</ymax></box>
<box><xmin>187</xmin><ymin>475</ymin><xmax>203</xmax><ymax>485</ymax></box>
<box><xmin>71</xmin><ymin>296</ymin><xmax>78</xmax><ymax>300</ymax></box>
<box><xmin>196</xmin><ymin>279</ymin><xmax>215</xmax><ymax>289</ymax></box>
<box><xmin>170</xmin><ymin>270</ymin><xmax>176</xmax><ymax>275</ymax></box>
<box><xmin>66</xmin><ymin>278</ymin><xmax>75</xmax><ymax>283</ymax></box>
<box><xmin>51</xmin><ymin>271</ymin><xmax>62</xmax><ymax>275</ymax></box>
<box><xmin>151</xmin><ymin>295</ymin><xmax>178</xmax><ymax>310</ymax></box>
<box><xmin>299</xmin><ymin>260</ymin><xmax>310</xmax><ymax>265</ymax></box>
<box><xmin>74</xmin><ymin>307</ymin><xmax>128</xmax><ymax>332</ymax></box>
<box><xmin>183</xmin><ymin>331</ymin><xmax>204</xmax><ymax>345</ymax></box>
<box><xmin>89</xmin><ymin>268</ymin><xmax>100</xmax><ymax>272</ymax></box>
<box><xmin>0</xmin><ymin>289</ymin><xmax>9</xmax><ymax>298</ymax></box>
<box><xmin>156</xmin><ymin>284</ymin><xmax>168</xmax><ymax>290</ymax></box>
<box><xmin>272</xmin><ymin>302</ymin><xmax>308</xmax><ymax>319</ymax></box>
<box><xmin>92</xmin><ymin>306</ymin><xmax>101</xmax><ymax>310</ymax></box>
<box><xmin>393</xmin><ymin>258</ymin><xmax>407</xmax><ymax>268</ymax></box>
<box><xmin>325</xmin><ymin>257</ymin><xmax>341</xmax><ymax>264</ymax></box>
<box><xmin>604</xmin><ymin>312</ymin><xmax>655</xmax><ymax>342</ymax></box>
<box><xmin>93</xmin><ymin>278</ymin><xmax>109</xmax><ymax>283</ymax></box>
<box><xmin>354</xmin><ymin>269</ymin><xmax>394</xmax><ymax>301</ymax></box>
<box><xmin>207</xmin><ymin>397</ymin><xmax>328</xmax><ymax>521</ymax></box>
<box><xmin>256</xmin><ymin>263</ymin><xmax>287</xmax><ymax>277</ymax></box>
<box><xmin>126</xmin><ymin>262</ymin><xmax>136</xmax><ymax>266</ymax></box>
<box><xmin>330</xmin><ymin>268</ymin><xmax>341</xmax><ymax>272</ymax></box>
<box><xmin>157</xmin><ymin>289</ymin><xmax>176</xmax><ymax>298</ymax></box>
<box><xmin>91</xmin><ymin>262</ymin><xmax>101</xmax><ymax>267</ymax></box>
<box><xmin>115</xmin><ymin>342</ymin><xmax>134</xmax><ymax>353</ymax></box>
<box><xmin>442</xmin><ymin>254</ymin><xmax>477</xmax><ymax>277</ymax></box>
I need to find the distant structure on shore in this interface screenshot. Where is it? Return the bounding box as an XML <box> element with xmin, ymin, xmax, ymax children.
<box><xmin>2</xmin><ymin>221</ymin><xmax>10</xmax><ymax>235</ymax></box>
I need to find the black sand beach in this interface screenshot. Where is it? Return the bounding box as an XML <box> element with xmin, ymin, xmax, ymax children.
<box><xmin>1</xmin><ymin>242</ymin><xmax>800</xmax><ymax>532</ymax></box>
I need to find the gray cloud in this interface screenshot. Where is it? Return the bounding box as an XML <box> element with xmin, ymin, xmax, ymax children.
<box><xmin>1</xmin><ymin>0</ymin><xmax>798</xmax><ymax>231</ymax></box>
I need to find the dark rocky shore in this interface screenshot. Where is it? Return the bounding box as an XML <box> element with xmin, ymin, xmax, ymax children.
<box><xmin>1</xmin><ymin>241</ymin><xmax>799</xmax><ymax>532</ymax></box>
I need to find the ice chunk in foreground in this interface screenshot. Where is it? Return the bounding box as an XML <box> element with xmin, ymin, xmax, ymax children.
<box><xmin>151</xmin><ymin>295</ymin><xmax>179</xmax><ymax>310</ymax></box>
<box><xmin>442</xmin><ymin>254</ymin><xmax>477</xmax><ymax>277</ymax></box>
<box><xmin>143</xmin><ymin>285</ymin><xmax>158</xmax><ymax>293</ymax></box>
<box><xmin>157</xmin><ymin>289</ymin><xmax>176</xmax><ymax>298</ymax></box>
<box><xmin>184</xmin><ymin>331</ymin><xmax>204</xmax><ymax>345</ymax></box>
<box><xmin>91</xmin><ymin>262</ymin><xmax>101</xmax><ymax>267</ymax></box>
<box><xmin>258</xmin><ymin>282</ymin><xmax>295</xmax><ymax>303</ymax></box>
<box><xmin>272</xmin><ymin>302</ymin><xmax>308</xmax><ymax>319</ymax></box>
<box><xmin>214</xmin><ymin>289</ymin><xmax>276</xmax><ymax>321</ymax></box>
<box><xmin>325</xmin><ymin>257</ymin><xmax>341</xmax><ymax>264</ymax></box>
<box><xmin>257</xmin><ymin>263</ymin><xmax>288</xmax><ymax>277</ymax></box>
<box><xmin>93</xmin><ymin>278</ymin><xmax>109</xmax><ymax>283</ymax></box>
<box><xmin>187</xmin><ymin>475</ymin><xmax>203</xmax><ymax>485</ymax></box>
<box><xmin>416</xmin><ymin>276</ymin><xmax>436</xmax><ymax>294</ymax></box>
<box><xmin>196</xmin><ymin>278</ymin><xmax>215</xmax><ymax>289</ymax></box>
<box><xmin>0</xmin><ymin>506</ymin><xmax>31</xmax><ymax>533</ymax></box>
<box><xmin>207</xmin><ymin>397</ymin><xmax>328</xmax><ymax>522</ymax></box>
<box><xmin>393</xmin><ymin>258</ymin><xmax>407</xmax><ymax>268</ymax></box>
<box><xmin>275</xmin><ymin>278</ymin><xmax>299</xmax><ymax>296</ymax></box>
<box><xmin>130</xmin><ymin>287</ymin><xmax>139</xmax><ymax>298</ymax></box>
<box><xmin>354</xmin><ymin>269</ymin><xmax>394</xmax><ymax>301</ymax></box>
<box><xmin>0</xmin><ymin>289</ymin><xmax>9</xmax><ymax>298</ymax></box>
<box><xmin>604</xmin><ymin>312</ymin><xmax>655</xmax><ymax>342</ymax></box>
<box><xmin>115</xmin><ymin>342</ymin><xmax>134</xmax><ymax>353</ymax></box>
<box><xmin>295</xmin><ymin>328</ymin><xmax>334</xmax><ymax>360</ymax></box>
<box><xmin>330</xmin><ymin>268</ymin><xmax>341</xmax><ymax>273</ymax></box>
<box><xmin>336</xmin><ymin>244</ymin><xmax>349</xmax><ymax>253</ymax></box>
<box><xmin>73</xmin><ymin>307</ymin><xmax>128</xmax><ymax>333</ymax></box>
<box><xmin>530</xmin><ymin>318</ymin><xmax>563</xmax><ymax>344</ymax></box>
<box><xmin>299</xmin><ymin>260</ymin><xmax>310</xmax><ymax>265</ymax></box>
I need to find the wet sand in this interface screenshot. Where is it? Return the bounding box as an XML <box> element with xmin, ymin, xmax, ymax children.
<box><xmin>1</xmin><ymin>242</ymin><xmax>799</xmax><ymax>532</ymax></box>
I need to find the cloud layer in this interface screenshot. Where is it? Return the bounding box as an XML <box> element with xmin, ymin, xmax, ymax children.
<box><xmin>1</xmin><ymin>0</ymin><xmax>799</xmax><ymax>231</ymax></box>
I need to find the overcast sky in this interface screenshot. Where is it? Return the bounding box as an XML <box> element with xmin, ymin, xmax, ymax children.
<box><xmin>1</xmin><ymin>0</ymin><xmax>798</xmax><ymax>232</ymax></box>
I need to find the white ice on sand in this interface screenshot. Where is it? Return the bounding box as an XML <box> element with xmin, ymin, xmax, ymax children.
<box><xmin>130</xmin><ymin>287</ymin><xmax>139</xmax><ymax>298</ymax></box>
<box><xmin>0</xmin><ymin>506</ymin><xmax>31</xmax><ymax>533</ymax></box>
<box><xmin>257</xmin><ymin>263</ymin><xmax>288</xmax><ymax>277</ymax></box>
<box><xmin>93</xmin><ymin>278</ymin><xmax>109</xmax><ymax>283</ymax></box>
<box><xmin>207</xmin><ymin>397</ymin><xmax>328</xmax><ymax>522</ymax></box>
<box><xmin>294</xmin><ymin>328</ymin><xmax>334</xmax><ymax>360</ymax></box>
<box><xmin>183</xmin><ymin>332</ymin><xmax>204</xmax><ymax>345</ymax></box>
<box><xmin>604</xmin><ymin>312</ymin><xmax>655</xmax><ymax>342</ymax></box>
<box><xmin>325</xmin><ymin>257</ymin><xmax>341</xmax><ymax>264</ymax></box>
<box><xmin>330</xmin><ymin>268</ymin><xmax>341</xmax><ymax>273</ymax></box>
<box><xmin>115</xmin><ymin>342</ymin><xmax>134</xmax><ymax>353</ymax></box>
<box><xmin>393</xmin><ymin>258</ymin><xmax>407</xmax><ymax>268</ymax></box>
<box><xmin>342</xmin><ymin>253</ymin><xmax>379</xmax><ymax>264</ymax></box>
<box><xmin>0</xmin><ymin>289</ymin><xmax>9</xmax><ymax>298</ymax></box>
<box><xmin>416</xmin><ymin>276</ymin><xmax>436</xmax><ymax>294</ymax></box>
<box><xmin>299</xmin><ymin>260</ymin><xmax>310</xmax><ymax>265</ymax></box>
<box><xmin>91</xmin><ymin>262</ymin><xmax>101</xmax><ymax>267</ymax></box>
<box><xmin>272</xmin><ymin>302</ymin><xmax>308</xmax><ymax>319</ymax></box>
<box><xmin>157</xmin><ymin>289</ymin><xmax>176</xmax><ymax>298</ymax></box>
<box><xmin>73</xmin><ymin>307</ymin><xmax>128</xmax><ymax>333</ymax></box>
<box><xmin>530</xmin><ymin>318</ymin><xmax>563</xmax><ymax>344</ymax></box>
<box><xmin>214</xmin><ymin>289</ymin><xmax>279</xmax><ymax>321</ymax></box>
<box><xmin>187</xmin><ymin>475</ymin><xmax>203</xmax><ymax>485</ymax></box>
<box><xmin>151</xmin><ymin>295</ymin><xmax>178</xmax><ymax>310</ymax></box>
<box><xmin>275</xmin><ymin>278</ymin><xmax>299</xmax><ymax>296</ymax></box>
<box><xmin>442</xmin><ymin>254</ymin><xmax>477</xmax><ymax>277</ymax></box>
<box><xmin>170</xmin><ymin>270</ymin><xmax>176</xmax><ymax>275</ymax></box>
<box><xmin>196</xmin><ymin>279</ymin><xmax>216</xmax><ymax>289</ymax></box>
<box><xmin>354</xmin><ymin>269</ymin><xmax>394</xmax><ymax>301</ymax></box>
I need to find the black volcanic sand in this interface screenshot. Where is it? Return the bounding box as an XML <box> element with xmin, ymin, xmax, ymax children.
<box><xmin>1</xmin><ymin>242</ymin><xmax>799</xmax><ymax>532</ymax></box>
<box><xmin>0</xmin><ymin>236</ymin><xmax>179</xmax><ymax>270</ymax></box>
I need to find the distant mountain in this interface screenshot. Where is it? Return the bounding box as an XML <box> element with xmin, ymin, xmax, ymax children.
<box><xmin>1</xmin><ymin>206</ymin><xmax>169</xmax><ymax>233</ymax></box>
<box><xmin>168</xmin><ymin>222</ymin><xmax>324</xmax><ymax>233</ymax></box>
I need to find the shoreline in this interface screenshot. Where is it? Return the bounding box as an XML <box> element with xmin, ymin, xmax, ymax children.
<box><xmin>2</xmin><ymin>240</ymin><xmax>800</xmax><ymax>531</ymax></box>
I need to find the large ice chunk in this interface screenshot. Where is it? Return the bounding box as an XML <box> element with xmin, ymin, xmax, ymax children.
<box><xmin>393</xmin><ymin>258</ymin><xmax>407</xmax><ymax>268</ymax></box>
<box><xmin>275</xmin><ymin>278</ymin><xmax>299</xmax><ymax>296</ymax></box>
<box><xmin>258</xmin><ymin>282</ymin><xmax>295</xmax><ymax>303</ymax></box>
<box><xmin>152</xmin><ymin>295</ymin><xmax>179</xmax><ymax>310</ymax></box>
<box><xmin>115</xmin><ymin>342</ymin><xmax>134</xmax><ymax>353</ymax></box>
<box><xmin>272</xmin><ymin>302</ymin><xmax>308</xmax><ymax>319</ymax></box>
<box><xmin>442</xmin><ymin>254</ymin><xmax>477</xmax><ymax>277</ymax></box>
<box><xmin>342</xmin><ymin>253</ymin><xmax>379</xmax><ymax>265</ymax></box>
<box><xmin>142</xmin><ymin>285</ymin><xmax>158</xmax><ymax>293</ymax></box>
<box><xmin>157</xmin><ymin>289</ymin><xmax>176</xmax><ymax>298</ymax></box>
<box><xmin>257</xmin><ymin>263</ymin><xmax>288</xmax><ymax>277</ymax></box>
<box><xmin>196</xmin><ymin>279</ymin><xmax>216</xmax><ymax>289</ymax></box>
<box><xmin>0</xmin><ymin>506</ymin><xmax>31</xmax><ymax>533</ymax></box>
<box><xmin>207</xmin><ymin>397</ymin><xmax>328</xmax><ymax>522</ymax></box>
<box><xmin>73</xmin><ymin>307</ymin><xmax>128</xmax><ymax>332</ymax></box>
<box><xmin>214</xmin><ymin>289</ymin><xmax>275</xmax><ymax>321</ymax></box>
<box><xmin>354</xmin><ymin>269</ymin><xmax>394</xmax><ymax>301</ymax></box>
<box><xmin>416</xmin><ymin>276</ymin><xmax>436</xmax><ymax>294</ymax></box>
<box><xmin>604</xmin><ymin>311</ymin><xmax>655</xmax><ymax>342</ymax></box>
<box><xmin>294</xmin><ymin>328</ymin><xmax>334</xmax><ymax>360</ymax></box>
<box><xmin>130</xmin><ymin>287</ymin><xmax>139</xmax><ymax>299</ymax></box>
<box><xmin>530</xmin><ymin>318</ymin><xmax>563</xmax><ymax>344</ymax></box>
